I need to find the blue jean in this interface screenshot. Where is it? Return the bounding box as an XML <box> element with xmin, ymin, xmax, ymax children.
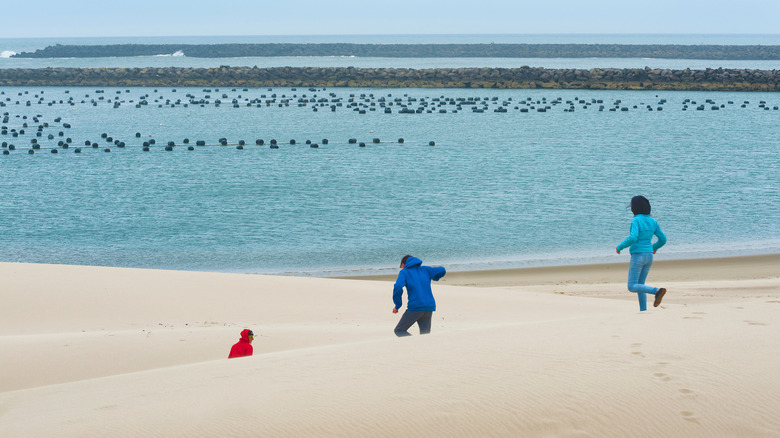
<box><xmin>627</xmin><ymin>253</ymin><xmax>660</xmax><ymax>311</ymax></box>
<box><xmin>394</xmin><ymin>310</ymin><xmax>433</xmax><ymax>337</ymax></box>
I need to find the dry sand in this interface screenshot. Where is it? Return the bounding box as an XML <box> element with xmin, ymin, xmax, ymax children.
<box><xmin>1</xmin><ymin>255</ymin><xmax>779</xmax><ymax>437</ymax></box>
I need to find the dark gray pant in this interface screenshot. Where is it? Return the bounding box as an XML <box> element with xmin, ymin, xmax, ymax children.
<box><xmin>394</xmin><ymin>310</ymin><xmax>433</xmax><ymax>337</ymax></box>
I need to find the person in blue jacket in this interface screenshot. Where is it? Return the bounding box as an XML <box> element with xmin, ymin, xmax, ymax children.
<box><xmin>616</xmin><ymin>196</ymin><xmax>668</xmax><ymax>311</ymax></box>
<box><xmin>392</xmin><ymin>255</ymin><xmax>446</xmax><ymax>336</ymax></box>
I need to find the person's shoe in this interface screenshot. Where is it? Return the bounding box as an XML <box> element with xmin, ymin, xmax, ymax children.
<box><xmin>653</xmin><ymin>288</ymin><xmax>667</xmax><ymax>307</ymax></box>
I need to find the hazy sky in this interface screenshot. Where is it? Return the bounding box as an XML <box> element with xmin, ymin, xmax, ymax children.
<box><xmin>2</xmin><ymin>0</ymin><xmax>779</xmax><ymax>38</ymax></box>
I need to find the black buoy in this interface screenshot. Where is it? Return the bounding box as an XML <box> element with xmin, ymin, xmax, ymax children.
<box><xmin>311</xmin><ymin>143</ymin><xmax>319</xmax><ymax>148</ymax></box>
<box><xmin>28</xmin><ymin>149</ymin><xmax>34</xmax><ymax>154</ymax></box>
<box><xmin>398</xmin><ymin>138</ymin><xmax>404</xmax><ymax>143</ymax></box>
<box><xmin>165</xmin><ymin>145</ymin><xmax>173</xmax><ymax>151</ymax></box>
<box><xmin>75</xmin><ymin>148</ymin><xmax>81</xmax><ymax>153</ymax></box>
<box><xmin>348</xmin><ymin>138</ymin><xmax>357</xmax><ymax>144</ymax></box>
<box><xmin>2</xmin><ymin>150</ymin><xmax>8</xmax><ymax>155</ymax></box>
<box><xmin>236</xmin><ymin>145</ymin><xmax>244</xmax><ymax>150</ymax></box>
<box><xmin>238</xmin><ymin>140</ymin><xmax>246</xmax><ymax>146</ymax></box>
<box><xmin>183</xmin><ymin>138</ymin><xmax>190</xmax><ymax>144</ymax></box>
<box><xmin>187</xmin><ymin>146</ymin><xmax>194</xmax><ymax>151</ymax></box>
<box><xmin>373</xmin><ymin>138</ymin><xmax>380</xmax><ymax>143</ymax></box>
<box><xmin>270</xmin><ymin>144</ymin><xmax>279</xmax><ymax>149</ymax></box>
<box><xmin>142</xmin><ymin>146</ymin><xmax>150</xmax><ymax>151</ymax></box>
<box><xmin>322</xmin><ymin>139</ymin><xmax>328</xmax><ymax>144</ymax></box>
<box><xmin>167</xmin><ymin>141</ymin><xmax>175</xmax><ymax>147</ymax></box>
<box><xmin>289</xmin><ymin>139</ymin><xmax>296</xmax><ymax>145</ymax></box>
<box><xmin>51</xmin><ymin>149</ymin><xmax>58</xmax><ymax>154</ymax></box>
<box><xmin>429</xmin><ymin>141</ymin><xmax>435</xmax><ymax>146</ymax></box>
<box><xmin>135</xmin><ymin>132</ymin><xmax>141</xmax><ymax>137</ymax></box>
<box><xmin>359</xmin><ymin>142</ymin><xmax>366</xmax><ymax>147</ymax></box>
<box><xmin>256</xmin><ymin>139</ymin><xmax>264</xmax><ymax>145</ymax></box>
<box><xmin>196</xmin><ymin>140</ymin><xmax>206</xmax><ymax>146</ymax></box>
<box><xmin>104</xmin><ymin>148</ymin><xmax>111</xmax><ymax>152</ymax></box>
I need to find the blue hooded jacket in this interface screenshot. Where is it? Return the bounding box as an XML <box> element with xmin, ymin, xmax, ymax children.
<box><xmin>617</xmin><ymin>214</ymin><xmax>667</xmax><ymax>254</ymax></box>
<box><xmin>393</xmin><ymin>256</ymin><xmax>446</xmax><ymax>311</ymax></box>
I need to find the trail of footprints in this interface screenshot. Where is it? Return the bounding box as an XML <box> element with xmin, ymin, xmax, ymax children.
<box><xmin>630</xmin><ymin>344</ymin><xmax>701</xmax><ymax>424</ymax></box>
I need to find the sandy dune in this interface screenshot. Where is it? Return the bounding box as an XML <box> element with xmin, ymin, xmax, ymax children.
<box><xmin>1</xmin><ymin>257</ymin><xmax>779</xmax><ymax>437</ymax></box>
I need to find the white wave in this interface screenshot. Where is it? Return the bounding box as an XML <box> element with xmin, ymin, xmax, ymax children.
<box><xmin>0</xmin><ymin>50</ymin><xmax>17</xmax><ymax>58</ymax></box>
<box><xmin>153</xmin><ymin>50</ymin><xmax>185</xmax><ymax>57</ymax></box>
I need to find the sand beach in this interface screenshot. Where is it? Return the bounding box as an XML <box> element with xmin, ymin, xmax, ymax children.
<box><xmin>1</xmin><ymin>254</ymin><xmax>779</xmax><ymax>437</ymax></box>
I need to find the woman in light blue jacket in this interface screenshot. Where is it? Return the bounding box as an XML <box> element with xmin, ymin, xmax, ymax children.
<box><xmin>616</xmin><ymin>196</ymin><xmax>668</xmax><ymax>311</ymax></box>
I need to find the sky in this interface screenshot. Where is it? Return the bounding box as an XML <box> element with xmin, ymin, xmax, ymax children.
<box><xmin>2</xmin><ymin>0</ymin><xmax>780</xmax><ymax>38</ymax></box>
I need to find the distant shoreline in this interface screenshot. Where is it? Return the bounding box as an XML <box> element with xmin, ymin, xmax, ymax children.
<box><xmin>1</xmin><ymin>65</ymin><xmax>779</xmax><ymax>91</ymax></box>
<box><xmin>12</xmin><ymin>43</ymin><xmax>780</xmax><ymax>60</ymax></box>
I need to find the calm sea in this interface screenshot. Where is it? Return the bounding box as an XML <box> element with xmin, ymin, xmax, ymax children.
<box><xmin>1</xmin><ymin>35</ymin><xmax>779</xmax><ymax>276</ymax></box>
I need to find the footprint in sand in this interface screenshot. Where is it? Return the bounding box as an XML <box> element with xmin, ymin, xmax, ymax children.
<box><xmin>679</xmin><ymin>388</ymin><xmax>695</xmax><ymax>395</ymax></box>
<box><xmin>683</xmin><ymin>316</ymin><xmax>702</xmax><ymax>319</ymax></box>
<box><xmin>654</xmin><ymin>372</ymin><xmax>672</xmax><ymax>382</ymax></box>
<box><xmin>680</xmin><ymin>411</ymin><xmax>699</xmax><ymax>424</ymax></box>
<box><xmin>766</xmin><ymin>300</ymin><xmax>780</xmax><ymax>304</ymax></box>
<box><xmin>744</xmin><ymin>320</ymin><xmax>767</xmax><ymax>326</ymax></box>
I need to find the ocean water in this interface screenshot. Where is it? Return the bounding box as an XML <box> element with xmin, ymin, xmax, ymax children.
<box><xmin>2</xmin><ymin>85</ymin><xmax>779</xmax><ymax>276</ymax></box>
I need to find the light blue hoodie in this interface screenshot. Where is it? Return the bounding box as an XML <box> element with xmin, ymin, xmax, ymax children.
<box><xmin>393</xmin><ymin>256</ymin><xmax>446</xmax><ymax>311</ymax></box>
<box><xmin>617</xmin><ymin>214</ymin><xmax>667</xmax><ymax>254</ymax></box>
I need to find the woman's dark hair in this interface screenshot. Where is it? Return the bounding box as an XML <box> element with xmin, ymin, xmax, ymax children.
<box><xmin>630</xmin><ymin>196</ymin><xmax>652</xmax><ymax>215</ymax></box>
<box><xmin>400</xmin><ymin>254</ymin><xmax>412</xmax><ymax>268</ymax></box>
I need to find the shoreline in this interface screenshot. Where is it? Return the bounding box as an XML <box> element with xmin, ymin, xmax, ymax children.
<box><xmin>339</xmin><ymin>253</ymin><xmax>780</xmax><ymax>287</ymax></box>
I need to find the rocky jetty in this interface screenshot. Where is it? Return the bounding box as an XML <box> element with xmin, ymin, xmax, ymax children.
<box><xmin>1</xmin><ymin>66</ymin><xmax>778</xmax><ymax>91</ymax></box>
<box><xmin>12</xmin><ymin>43</ymin><xmax>780</xmax><ymax>60</ymax></box>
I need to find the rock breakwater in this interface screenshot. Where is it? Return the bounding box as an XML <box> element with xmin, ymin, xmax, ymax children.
<box><xmin>1</xmin><ymin>66</ymin><xmax>778</xmax><ymax>91</ymax></box>
<box><xmin>12</xmin><ymin>43</ymin><xmax>780</xmax><ymax>60</ymax></box>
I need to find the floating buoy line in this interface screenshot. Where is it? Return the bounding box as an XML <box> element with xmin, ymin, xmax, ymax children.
<box><xmin>1</xmin><ymin>135</ymin><xmax>434</xmax><ymax>155</ymax></box>
<box><xmin>2</xmin><ymin>87</ymin><xmax>777</xmax><ymax>156</ymax></box>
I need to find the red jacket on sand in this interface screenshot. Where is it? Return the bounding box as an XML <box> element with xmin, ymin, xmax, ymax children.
<box><xmin>228</xmin><ymin>329</ymin><xmax>254</xmax><ymax>358</ymax></box>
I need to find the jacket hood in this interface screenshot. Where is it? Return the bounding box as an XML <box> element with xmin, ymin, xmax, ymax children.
<box><xmin>404</xmin><ymin>256</ymin><xmax>422</xmax><ymax>268</ymax></box>
<box><xmin>239</xmin><ymin>329</ymin><xmax>252</xmax><ymax>342</ymax></box>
